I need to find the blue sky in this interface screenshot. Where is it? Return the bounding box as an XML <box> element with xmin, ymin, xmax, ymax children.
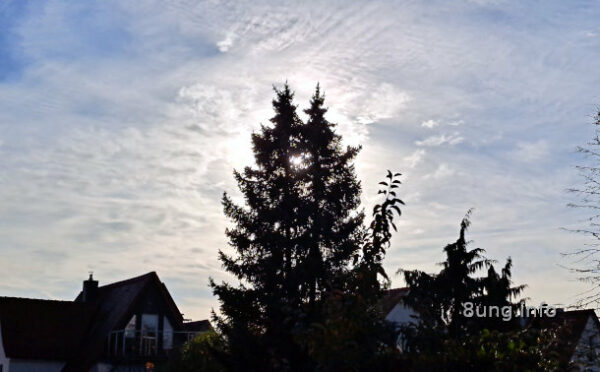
<box><xmin>1</xmin><ymin>0</ymin><xmax>600</xmax><ymax>320</ymax></box>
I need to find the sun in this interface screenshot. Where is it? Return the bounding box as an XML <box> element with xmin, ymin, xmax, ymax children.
<box><xmin>289</xmin><ymin>153</ymin><xmax>312</xmax><ymax>169</ymax></box>
<box><xmin>290</xmin><ymin>155</ymin><xmax>303</xmax><ymax>167</ymax></box>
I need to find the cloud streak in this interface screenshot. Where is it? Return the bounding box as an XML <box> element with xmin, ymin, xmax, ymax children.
<box><xmin>416</xmin><ymin>133</ymin><xmax>465</xmax><ymax>147</ymax></box>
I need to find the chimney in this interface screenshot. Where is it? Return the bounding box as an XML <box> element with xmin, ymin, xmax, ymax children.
<box><xmin>82</xmin><ymin>273</ymin><xmax>98</xmax><ymax>302</ymax></box>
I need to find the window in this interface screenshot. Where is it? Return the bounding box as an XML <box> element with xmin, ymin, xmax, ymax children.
<box><xmin>141</xmin><ymin>314</ymin><xmax>158</xmax><ymax>335</ymax></box>
<box><xmin>163</xmin><ymin>316</ymin><xmax>173</xmax><ymax>350</ymax></box>
<box><xmin>141</xmin><ymin>314</ymin><xmax>159</xmax><ymax>356</ymax></box>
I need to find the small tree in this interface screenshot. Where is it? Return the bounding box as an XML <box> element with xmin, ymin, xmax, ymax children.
<box><xmin>402</xmin><ymin>210</ymin><xmax>491</xmax><ymax>336</ymax></box>
<box><xmin>398</xmin><ymin>212</ymin><xmax>548</xmax><ymax>370</ymax></box>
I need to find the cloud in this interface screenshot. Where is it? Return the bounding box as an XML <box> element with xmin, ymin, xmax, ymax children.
<box><xmin>415</xmin><ymin>133</ymin><xmax>464</xmax><ymax>147</ymax></box>
<box><xmin>512</xmin><ymin>140</ymin><xmax>550</xmax><ymax>162</ymax></box>
<box><xmin>403</xmin><ymin>149</ymin><xmax>427</xmax><ymax>169</ymax></box>
<box><xmin>421</xmin><ymin>119</ymin><xmax>463</xmax><ymax>129</ymax></box>
<box><xmin>217</xmin><ymin>34</ymin><xmax>235</xmax><ymax>52</ymax></box>
<box><xmin>421</xmin><ymin>119</ymin><xmax>439</xmax><ymax>128</ymax></box>
<box><xmin>353</xmin><ymin>83</ymin><xmax>411</xmax><ymax>125</ymax></box>
<box><xmin>424</xmin><ymin>163</ymin><xmax>457</xmax><ymax>180</ymax></box>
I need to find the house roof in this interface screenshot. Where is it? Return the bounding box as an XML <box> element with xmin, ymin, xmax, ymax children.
<box><xmin>379</xmin><ymin>287</ymin><xmax>410</xmax><ymax>315</ymax></box>
<box><xmin>0</xmin><ymin>297</ymin><xmax>96</xmax><ymax>360</ymax></box>
<box><xmin>183</xmin><ymin>319</ymin><xmax>212</xmax><ymax>333</ymax></box>
<box><xmin>74</xmin><ymin>271</ymin><xmax>183</xmax><ymax>325</ymax></box>
<box><xmin>64</xmin><ymin>271</ymin><xmax>184</xmax><ymax>372</ymax></box>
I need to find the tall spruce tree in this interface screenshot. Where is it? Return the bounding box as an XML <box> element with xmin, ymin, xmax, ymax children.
<box><xmin>210</xmin><ymin>84</ymin><xmax>378</xmax><ymax>371</ymax></box>
<box><xmin>301</xmin><ymin>85</ymin><xmax>363</xmax><ymax>308</ymax></box>
<box><xmin>211</xmin><ymin>84</ymin><xmax>310</xmax><ymax>371</ymax></box>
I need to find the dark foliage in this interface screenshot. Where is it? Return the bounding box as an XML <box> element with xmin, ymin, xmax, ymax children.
<box><xmin>301</xmin><ymin>172</ymin><xmax>405</xmax><ymax>371</ymax></box>
<box><xmin>158</xmin><ymin>330</ymin><xmax>226</xmax><ymax>372</ymax></box>
<box><xmin>398</xmin><ymin>211</ymin><xmax>561</xmax><ymax>370</ymax></box>
<box><xmin>401</xmin><ymin>210</ymin><xmax>493</xmax><ymax>335</ymax></box>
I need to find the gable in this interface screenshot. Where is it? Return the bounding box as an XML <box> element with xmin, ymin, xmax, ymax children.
<box><xmin>125</xmin><ymin>279</ymin><xmax>184</xmax><ymax>330</ymax></box>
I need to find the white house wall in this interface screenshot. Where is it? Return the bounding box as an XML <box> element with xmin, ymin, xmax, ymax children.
<box><xmin>385</xmin><ymin>302</ymin><xmax>418</xmax><ymax>326</ymax></box>
<box><xmin>385</xmin><ymin>302</ymin><xmax>418</xmax><ymax>350</ymax></box>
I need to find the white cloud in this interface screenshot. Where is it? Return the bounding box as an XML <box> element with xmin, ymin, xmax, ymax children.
<box><xmin>415</xmin><ymin>132</ymin><xmax>464</xmax><ymax>147</ymax></box>
<box><xmin>424</xmin><ymin>163</ymin><xmax>456</xmax><ymax>179</ymax></box>
<box><xmin>353</xmin><ymin>83</ymin><xmax>411</xmax><ymax>125</ymax></box>
<box><xmin>512</xmin><ymin>140</ymin><xmax>550</xmax><ymax>162</ymax></box>
<box><xmin>421</xmin><ymin>119</ymin><xmax>463</xmax><ymax>129</ymax></box>
<box><xmin>217</xmin><ymin>34</ymin><xmax>235</xmax><ymax>52</ymax></box>
<box><xmin>421</xmin><ymin>119</ymin><xmax>439</xmax><ymax>128</ymax></box>
<box><xmin>403</xmin><ymin>149</ymin><xmax>426</xmax><ymax>168</ymax></box>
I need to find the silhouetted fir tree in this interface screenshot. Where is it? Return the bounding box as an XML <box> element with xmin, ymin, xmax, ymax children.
<box><xmin>478</xmin><ymin>258</ymin><xmax>526</xmax><ymax>331</ymax></box>
<box><xmin>210</xmin><ymin>84</ymin><xmax>405</xmax><ymax>371</ymax></box>
<box><xmin>210</xmin><ymin>84</ymin><xmax>311</xmax><ymax>371</ymax></box>
<box><xmin>300</xmin><ymin>84</ymin><xmax>363</xmax><ymax>308</ymax></box>
<box><xmin>403</xmin><ymin>210</ymin><xmax>490</xmax><ymax>336</ymax></box>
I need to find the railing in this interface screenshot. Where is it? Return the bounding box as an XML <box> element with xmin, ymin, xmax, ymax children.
<box><xmin>105</xmin><ymin>329</ymin><xmax>202</xmax><ymax>359</ymax></box>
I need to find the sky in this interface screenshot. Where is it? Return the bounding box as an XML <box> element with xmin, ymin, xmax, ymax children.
<box><xmin>1</xmin><ymin>0</ymin><xmax>600</xmax><ymax>321</ymax></box>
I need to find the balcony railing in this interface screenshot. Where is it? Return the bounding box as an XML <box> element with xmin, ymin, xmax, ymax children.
<box><xmin>106</xmin><ymin>329</ymin><xmax>202</xmax><ymax>359</ymax></box>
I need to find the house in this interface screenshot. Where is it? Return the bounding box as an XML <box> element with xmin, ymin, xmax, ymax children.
<box><xmin>379</xmin><ymin>287</ymin><xmax>416</xmax><ymax>350</ymax></box>
<box><xmin>532</xmin><ymin>309</ymin><xmax>600</xmax><ymax>371</ymax></box>
<box><xmin>380</xmin><ymin>287</ymin><xmax>416</xmax><ymax>327</ymax></box>
<box><xmin>0</xmin><ymin>272</ymin><xmax>210</xmax><ymax>372</ymax></box>
<box><xmin>382</xmin><ymin>287</ymin><xmax>600</xmax><ymax>369</ymax></box>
